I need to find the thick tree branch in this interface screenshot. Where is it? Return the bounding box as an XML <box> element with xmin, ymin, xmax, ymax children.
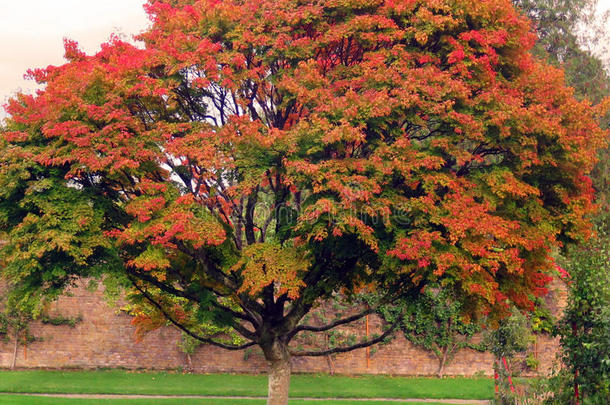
<box><xmin>176</xmin><ymin>242</ymin><xmax>239</xmax><ymax>290</ymax></box>
<box><xmin>290</xmin><ymin>306</ymin><xmax>376</xmax><ymax>338</ymax></box>
<box><xmin>129</xmin><ymin>277</ymin><xmax>256</xmax><ymax>351</ymax></box>
<box><xmin>171</xmin><ymin>242</ymin><xmax>267</xmax><ymax>327</ymax></box>
<box><xmin>229</xmin><ymin>321</ymin><xmax>258</xmax><ymax>341</ymax></box>
<box><xmin>244</xmin><ymin>186</ymin><xmax>258</xmax><ymax>245</ymax></box>
<box><xmin>289</xmin><ymin>308</ymin><xmax>405</xmax><ymax>357</ymax></box>
<box><xmin>127</xmin><ymin>268</ymin><xmax>255</xmax><ymax>326</ymax></box>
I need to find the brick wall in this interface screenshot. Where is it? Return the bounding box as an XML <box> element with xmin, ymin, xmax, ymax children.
<box><xmin>0</xmin><ymin>279</ymin><xmax>566</xmax><ymax>376</ymax></box>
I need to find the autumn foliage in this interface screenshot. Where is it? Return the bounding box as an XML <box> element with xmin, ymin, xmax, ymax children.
<box><xmin>0</xmin><ymin>0</ymin><xmax>607</xmax><ymax>402</ymax></box>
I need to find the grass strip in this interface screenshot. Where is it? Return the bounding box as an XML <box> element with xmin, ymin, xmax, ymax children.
<box><xmin>0</xmin><ymin>370</ymin><xmax>493</xmax><ymax>400</ymax></box>
<box><xmin>0</xmin><ymin>396</ymin><xmax>458</xmax><ymax>405</ymax></box>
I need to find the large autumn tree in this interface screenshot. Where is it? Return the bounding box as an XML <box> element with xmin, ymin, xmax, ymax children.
<box><xmin>1</xmin><ymin>0</ymin><xmax>607</xmax><ymax>403</ymax></box>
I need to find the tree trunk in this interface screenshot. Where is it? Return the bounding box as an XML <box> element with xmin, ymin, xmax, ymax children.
<box><xmin>324</xmin><ymin>333</ymin><xmax>335</xmax><ymax>375</ymax></box>
<box><xmin>325</xmin><ymin>354</ymin><xmax>335</xmax><ymax>375</ymax></box>
<box><xmin>574</xmin><ymin>368</ymin><xmax>580</xmax><ymax>405</ymax></box>
<box><xmin>437</xmin><ymin>346</ymin><xmax>449</xmax><ymax>378</ymax></box>
<box><xmin>572</xmin><ymin>322</ymin><xmax>579</xmax><ymax>405</ymax></box>
<box><xmin>11</xmin><ymin>331</ymin><xmax>18</xmax><ymax>370</ymax></box>
<box><xmin>264</xmin><ymin>340</ymin><xmax>291</xmax><ymax>405</ymax></box>
<box><xmin>186</xmin><ymin>353</ymin><xmax>193</xmax><ymax>372</ymax></box>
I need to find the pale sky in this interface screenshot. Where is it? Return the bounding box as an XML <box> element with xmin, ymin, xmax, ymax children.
<box><xmin>1</xmin><ymin>0</ymin><xmax>610</xmax><ymax>118</ymax></box>
<box><xmin>0</xmin><ymin>0</ymin><xmax>149</xmax><ymax>111</ymax></box>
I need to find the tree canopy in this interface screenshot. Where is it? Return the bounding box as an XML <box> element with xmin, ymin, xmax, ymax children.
<box><xmin>0</xmin><ymin>0</ymin><xmax>607</xmax><ymax>403</ymax></box>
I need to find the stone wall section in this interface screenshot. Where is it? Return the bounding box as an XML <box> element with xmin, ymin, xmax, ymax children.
<box><xmin>0</xmin><ymin>279</ymin><xmax>566</xmax><ymax>376</ymax></box>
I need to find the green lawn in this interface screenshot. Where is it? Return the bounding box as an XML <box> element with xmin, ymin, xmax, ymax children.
<box><xmin>0</xmin><ymin>370</ymin><xmax>493</xmax><ymax>400</ymax></box>
<box><xmin>0</xmin><ymin>396</ymin><xmax>454</xmax><ymax>405</ymax></box>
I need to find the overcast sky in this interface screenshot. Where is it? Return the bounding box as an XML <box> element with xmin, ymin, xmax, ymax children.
<box><xmin>0</xmin><ymin>0</ymin><xmax>149</xmax><ymax>108</ymax></box>
<box><xmin>1</xmin><ymin>0</ymin><xmax>610</xmax><ymax>114</ymax></box>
